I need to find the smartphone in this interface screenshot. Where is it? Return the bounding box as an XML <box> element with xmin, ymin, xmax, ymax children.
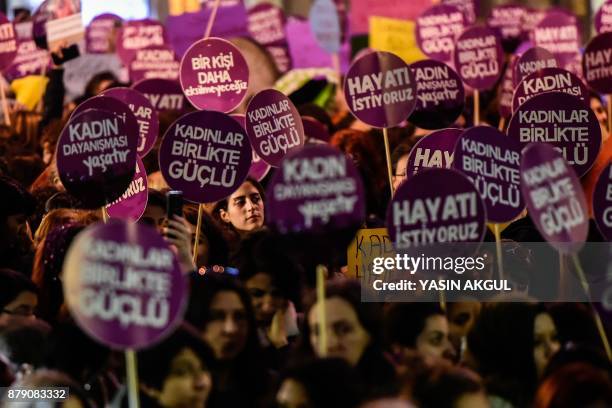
<box><xmin>51</xmin><ymin>44</ymin><xmax>80</xmax><ymax>65</ymax></box>
<box><xmin>166</xmin><ymin>190</ymin><xmax>183</xmax><ymax>220</ymax></box>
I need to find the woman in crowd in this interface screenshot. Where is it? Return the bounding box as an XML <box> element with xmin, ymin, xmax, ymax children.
<box><xmin>185</xmin><ymin>273</ymin><xmax>271</xmax><ymax>407</ymax></box>
<box><xmin>300</xmin><ymin>280</ymin><xmax>397</xmax><ymax>399</ymax></box>
<box><xmin>0</xmin><ymin>268</ymin><xmax>38</xmax><ymax>328</ymax></box>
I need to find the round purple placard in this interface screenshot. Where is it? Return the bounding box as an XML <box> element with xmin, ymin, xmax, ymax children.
<box><xmin>159</xmin><ymin>110</ymin><xmax>252</xmax><ymax>203</ymax></box>
<box><xmin>595</xmin><ymin>0</ymin><xmax>612</xmax><ymax>34</ymax></box>
<box><xmin>129</xmin><ymin>45</ymin><xmax>180</xmax><ymax>83</ymax></box>
<box><xmin>407</xmin><ymin>128</ymin><xmax>463</xmax><ymax>176</ymax></box>
<box><xmin>531</xmin><ymin>11</ymin><xmax>580</xmax><ymax>72</ymax></box>
<box><xmin>487</xmin><ymin>5</ymin><xmax>526</xmax><ymax>51</ymax></box>
<box><xmin>106</xmin><ymin>157</ymin><xmax>148</xmax><ymax>221</ymax></box>
<box><xmin>410</xmin><ymin>59</ymin><xmax>464</xmax><ymax>130</ymax></box>
<box><xmin>512</xmin><ymin>47</ymin><xmax>558</xmax><ymax>88</ymax></box>
<box><xmin>116</xmin><ymin>19</ymin><xmax>166</xmax><ymax>66</ymax></box>
<box><xmin>593</xmin><ymin>162</ymin><xmax>612</xmax><ymax>241</ymax></box>
<box><xmin>0</xmin><ymin>12</ymin><xmax>18</xmax><ymax>71</ymax></box>
<box><xmin>386</xmin><ymin>167</ymin><xmax>486</xmax><ymax>252</ymax></box>
<box><xmin>512</xmin><ymin>67</ymin><xmax>588</xmax><ymax>113</ymax></box>
<box><xmin>86</xmin><ymin>13</ymin><xmax>122</xmax><ymax>54</ymax></box>
<box><xmin>302</xmin><ymin>116</ymin><xmax>331</xmax><ymax>143</ymax></box>
<box><xmin>520</xmin><ymin>142</ymin><xmax>588</xmax><ymax>253</ymax></box>
<box><xmin>508</xmin><ymin>92</ymin><xmax>601</xmax><ymax>177</ymax></box>
<box><xmin>266</xmin><ymin>144</ymin><xmax>365</xmax><ymax>235</ymax></box>
<box><xmin>231</xmin><ymin>113</ymin><xmax>273</xmax><ymax>181</ymax></box>
<box><xmin>583</xmin><ymin>32</ymin><xmax>612</xmax><ymax>94</ymax></box>
<box><xmin>309</xmin><ymin>0</ymin><xmax>341</xmax><ymax>54</ymax></box>
<box><xmin>56</xmin><ymin>109</ymin><xmax>138</xmax><ymax>208</ymax></box>
<box><xmin>245</xmin><ymin>89</ymin><xmax>305</xmax><ymax>167</ymax></box>
<box><xmin>454</xmin><ymin>26</ymin><xmax>503</xmax><ymax>90</ymax></box>
<box><xmin>344</xmin><ymin>51</ymin><xmax>417</xmax><ymax>128</ymax></box>
<box><xmin>179</xmin><ymin>37</ymin><xmax>249</xmax><ymax>113</ymax></box>
<box><xmin>63</xmin><ymin>220</ymin><xmax>186</xmax><ymax>350</ymax></box>
<box><xmin>101</xmin><ymin>87</ymin><xmax>159</xmax><ymax>158</ymax></box>
<box><xmin>132</xmin><ymin>78</ymin><xmax>188</xmax><ymax>113</ymax></box>
<box><xmin>416</xmin><ymin>4</ymin><xmax>465</xmax><ymax>64</ymax></box>
<box><xmin>247</xmin><ymin>3</ymin><xmax>287</xmax><ymax>45</ymax></box>
<box><xmin>453</xmin><ymin>126</ymin><xmax>524</xmax><ymax>223</ymax></box>
<box><xmin>4</xmin><ymin>38</ymin><xmax>50</xmax><ymax>82</ymax></box>
<box><xmin>498</xmin><ymin>61</ymin><xmax>514</xmax><ymax>118</ymax></box>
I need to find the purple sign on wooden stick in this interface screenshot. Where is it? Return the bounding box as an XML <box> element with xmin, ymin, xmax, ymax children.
<box><xmin>531</xmin><ymin>11</ymin><xmax>581</xmax><ymax>74</ymax></box>
<box><xmin>159</xmin><ymin>110</ymin><xmax>252</xmax><ymax>203</ymax></box>
<box><xmin>454</xmin><ymin>26</ymin><xmax>503</xmax><ymax>90</ymax></box>
<box><xmin>512</xmin><ymin>47</ymin><xmax>558</xmax><ymax>88</ymax></box>
<box><xmin>387</xmin><ymin>167</ymin><xmax>486</xmax><ymax>251</ymax></box>
<box><xmin>410</xmin><ymin>59</ymin><xmax>464</xmax><ymax>130</ymax></box>
<box><xmin>86</xmin><ymin>13</ymin><xmax>122</xmax><ymax>54</ymax></box>
<box><xmin>246</xmin><ymin>3</ymin><xmax>291</xmax><ymax>73</ymax></box>
<box><xmin>4</xmin><ymin>38</ymin><xmax>50</xmax><ymax>82</ymax></box>
<box><xmin>101</xmin><ymin>87</ymin><xmax>159</xmax><ymax>158</ymax></box>
<box><xmin>520</xmin><ymin>142</ymin><xmax>588</xmax><ymax>254</ymax></box>
<box><xmin>116</xmin><ymin>19</ymin><xmax>166</xmax><ymax>66</ymax></box>
<box><xmin>583</xmin><ymin>32</ymin><xmax>612</xmax><ymax>94</ymax></box>
<box><xmin>266</xmin><ymin>144</ymin><xmax>365</xmax><ymax>235</ymax></box>
<box><xmin>416</xmin><ymin>4</ymin><xmax>465</xmax><ymax>64</ymax></box>
<box><xmin>595</xmin><ymin>0</ymin><xmax>612</xmax><ymax>34</ymax></box>
<box><xmin>129</xmin><ymin>45</ymin><xmax>180</xmax><ymax>83</ymax></box>
<box><xmin>593</xmin><ymin>162</ymin><xmax>612</xmax><ymax>241</ymax></box>
<box><xmin>231</xmin><ymin>112</ymin><xmax>273</xmax><ymax>181</ymax></box>
<box><xmin>245</xmin><ymin>89</ymin><xmax>305</xmax><ymax>167</ymax></box>
<box><xmin>407</xmin><ymin>128</ymin><xmax>463</xmax><ymax>176</ymax></box>
<box><xmin>512</xmin><ymin>67</ymin><xmax>588</xmax><ymax>113</ymax></box>
<box><xmin>507</xmin><ymin>92</ymin><xmax>601</xmax><ymax>177</ymax></box>
<box><xmin>106</xmin><ymin>157</ymin><xmax>148</xmax><ymax>222</ymax></box>
<box><xmin>0</xmin><ymin>12</ymin><xmax>18</xmax><ymax>70</ymax></box>
<box><xmin>132</xmin><ymin>78</ymin><xmax>188</xmax><ymax>113</ymax></box>
<box><xmin>63</xmin><ymin>220</ymin><xmax>186</xmax><ymax>349</ymax></box>
<box><xmin>179</xmin><ymin>37</ymin><xmax>249</xmax><ymax>113</ymax></box>
<box><xmin>487</xmin><ymin>5</ymin><xmax>526</xmax><ymax>51</ymax></box>
<box><xmin>453</xmin><ymin>126</ymin><xmax>524</xmax><ymax>223</ymax></box>
<box><xmin>344</xmin><ymin>51</ymin><xmax>417</xmax><ymax>128</ymax></box>
<box><xmin>56</xmin><ymin>109</ymin><xmax>138</xmax><ymax>209</ymax></box>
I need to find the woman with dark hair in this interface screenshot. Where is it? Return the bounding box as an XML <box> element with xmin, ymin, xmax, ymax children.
<box><xmin>184</xmin><ymin>204</ymin><xmax>230</xmax><ymax>269</ymax></box>
<box><xmin>0</xmin><ymin>268</ymin><xmax>38</xmax><ymax>328</ymax></box>
<box><xmin>465</xmin><ymin>301</ymin><xmax>560</xmax><ymax>407</ymax></box>
<box><xmin>213</xmin><ymin>178</ymin><xmax>266</xmax><ymax>243</ymax></box>
<box><xmin>185</xmin><ymin>273</ymin><xmax>271</xmax><ymax>408</ymax></box>
<box><xmin>136</xmin><ymin>324</ymin><xmax>215</xmax><ymax>408</ymax></box>
<box><xmin>276</xmin><ymin>358</ymin><xmax>363</xmax><ymax>408</ymax></box>
<box><xmin>31</xmin><ymin>223</ymin><xmax>84</xmax><ymax>325</ymax></box>
<box><xmin>300</xmin><ymin>279</ymin><xmax>397</xmax><ymax>399</ymax></box>
<box><xmin>384</xmin><ymin>303</ymin><xmax>455</xmax><ymax>364</ymax></box>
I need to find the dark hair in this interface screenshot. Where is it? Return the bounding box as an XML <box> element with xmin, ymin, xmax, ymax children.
<box><xmin>185</xmin><ymin>273</ymin><xmax>269</xmax><ymax>404</ymax></box>
<box><xmin>184</xmin><ymin>204</ymin><xmax>230</xmax><ymax>268</ymax></box>
<box><xmin>138</xmin><ymin>323</ymin><xmax>215</xmax><ymax>390</ymax></box>
<box><xmin>212</xmin><ymin>177</ymin><xmax>266</xmax><ymax>240</ymax></box>
<box><xmin>231</xmin><ymin>229</ymin><xmax>302</xmax><ymax>306</ymax></box>
<box><xmin>147</xmin><ymin>188</ymin><xmax>167</xmax><ymax>210</ymax></box>
<box><xmin>0</xmin><ymin>318</ymin><xmax>51</xmax><ymax>368</ymax></box>
<box><xmin>390</xmin><ymin>141</ymin><xmax>414</xmax><ymax>175</ymax></box>
<box><xmin>412</xmin><ymin>363</ymin><xmax>485</xmax><ymax>408</ymax></box>
<box><xmin>0</xmin><ymin>175</ymin><xmax>36</xmax><ymax>220</ymax></box>
<box><xmin>467</xmin><ymin>301</ymin><xmax>541</xmax><ymax>406</ymax></box>
<box><xmin>279</xmin><ymin>358</ymin><xmax>364</xmax><ymax>408</ymax></box>
<box><xmin>384</xmin><ymin>303</ymin><xmax>445</xmax><ymax>348</ymax></box>
<box><xmin>533</xmin><ymin>363</ymin><xmax>612</xmax><ymax>408</ymax></box>
<box><xmin>0</xmin><ymin>268</ymin><xmax>37</xmax><ymax>310</ymax></box>
<box><xmin>6</xmin><ymin>155</ymin><xmax>45</xmax><ymax>189</ymax></box>
<box><xmin>298</xmin><ymin>103</ymin><xmax>334</xmax><ymax>135</ymax></box>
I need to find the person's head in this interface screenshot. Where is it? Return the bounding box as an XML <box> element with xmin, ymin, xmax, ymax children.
<box><xmin>533</xmin><ymin>362</ymin><xmax>612</xmax><ymax>408</ymax></box>
<box><xmin>233</xmin><ymin>230</ymin><xmax>301</xmax><ymax>327</ymax></box>
<box><xmin>138</xmin><ymin>324</ymin><xmax>215</xmax><ymax>408</ymax></box>
<box><xmin>214</xmin><ymin>178</ymin><xmax>265</xmax><ymax>235</ymax></box>
<box><xmin>140</xmin><ymin>189</ymin><xmax>168</xmax><ymax>235</ymax></box>
<box><xmin>447</xmin><ymin>301</ymin><xmax>481</xmax><ymax>342</ymax></box>
<box><xmin>33</xmin><ymin>208</ymin><xmax>86</xmax><ymax>247</ymax></box>
<box><xmin>411</xmin><ymin>363</ymin><xmax>488</xmax><ymax>408</ymax></box>
<box><xmin>304</xmin><ymin>280</ymin><xmax>381</xmax><ymax>367</ymax></box>
<box><xmin>0</xmin><ymin>269</ymin><xmax>37</xmax><ymax>327</ymax></box>
<box><xmin>466</xmin><ymin>301</ymin><xmax>560</xmax><ymax>406</ymax></box>
<box><xmin>276</xmin><ymin>358</ymin><xmax>363</xmax><ymax>408</ymax></box>
<box><xmin>385</xmin><ymin>303</ymin><xmax>455</xmax><ymax>363</ymax></box>
<box><xmin>186</xmin><ymin>273</ymin><xmax>259</xmax><ymax>362</ymax></box>
<box><xmin>391</xmin><ymin>142</ymin><xmax>413</xmax><ymax>192</ymax></box>
<box><xmin>83</xmin><ymin>71</ymin><xmax>118</xmax><ymax>98</ymax></box>
<box><xmin>0</xmin><ymin>318</ymin><xmax>51</xmax><ymax>377</ymax></box>
<box><xmin>590</xmin><ymin>92</ymin><xmax>608</xmax><ymax>140</ymax></box>
<box><xmin>184</xmin><ymin>204</ymin><xmax>229</xmax><ymax>268</ymax></box>
<box><xmin>0</xmin><ymin>176</ymin><xmax>36</xmax><ymax>244</ymax></box>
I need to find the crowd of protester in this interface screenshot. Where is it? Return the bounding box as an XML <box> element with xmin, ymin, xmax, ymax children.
<box><xmin>0</xmin><ymin>14</ymin><xmax>610</xmax><ymax>408</ymax></box>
